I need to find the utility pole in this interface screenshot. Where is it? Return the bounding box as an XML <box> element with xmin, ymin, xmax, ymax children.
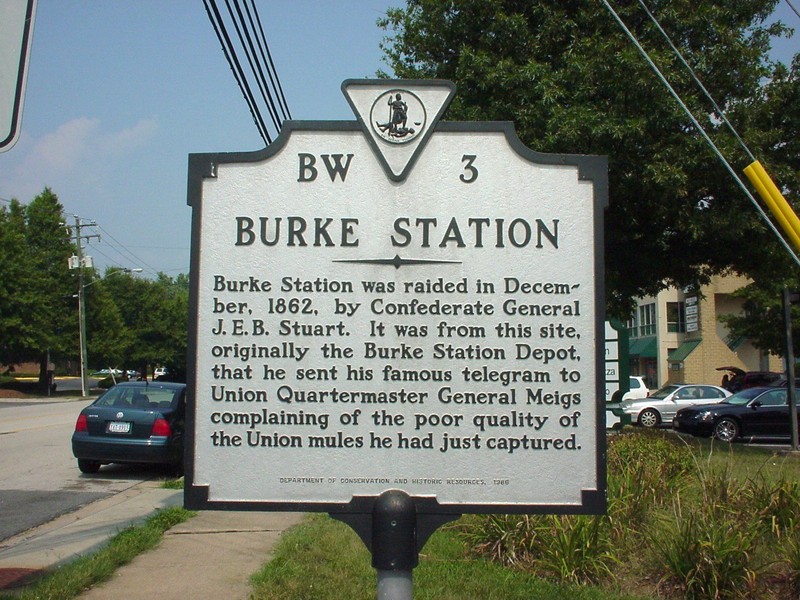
<box><xmin>68</xmin><ymin>216</ymin><xmax>99</xmax><ymax>397</ymax></box>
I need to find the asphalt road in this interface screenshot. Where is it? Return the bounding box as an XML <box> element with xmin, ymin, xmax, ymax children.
<box><xmin>0</xmin><ymin>399</ymin><xmax>162</xmax><ymax>542</ymax></box>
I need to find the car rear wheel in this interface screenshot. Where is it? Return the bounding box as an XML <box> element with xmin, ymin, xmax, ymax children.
<box><xmin>638</xmin><ymin>408</ymin><xmax>661</xmax><ymax>428</ymax></box>
<box><xmin>714</xmin><ymin>418</ymin><xmax>739</xmax><ymax>443</ymax></box>
<box><xmin>78</xmin><ymin>459</ymin><xmax>101</xmax><ymax>474</ymax></box>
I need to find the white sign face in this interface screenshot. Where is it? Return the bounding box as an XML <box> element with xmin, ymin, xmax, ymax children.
<box><xmin>186</xmin><ymin>80</ymin><xmax>607</xmax><ymax>513</ymax></box>
<box><xmin>0</xmin><ymin>0</ymin><xmax>36</xmax><ymax>152</ymax></box>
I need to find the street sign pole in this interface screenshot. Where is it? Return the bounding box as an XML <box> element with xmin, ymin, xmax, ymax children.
<box><xmin>783</xmin><ymin>288</ymin><xmax>799</xmax><ymax>451</ymax></box>
<box><xmin>331</xmin><ymin>493</ymin><xmax>459</xmax><ymax>600</ymax></box>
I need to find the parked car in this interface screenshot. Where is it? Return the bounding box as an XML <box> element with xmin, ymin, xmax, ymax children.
<box><xmin>607</xmin><ymin>376</ymin><xmax>649</xmax><ymax>403</ymax></box>
<box><xmin>71</xmin><ymin>381</ymin><xmax>186</xmax><ymax>473</ymax></box>
<box><xmin>91</xmin><ymin>368</ymin><xmax>122</xmax><ymax>377</ymax></box>
<box><xmin>97</xmin><ymin>373</ymin><xmax>128</xmax><ymax>389</ymax></box>
<box><xmin>672</xmin><ymin>386</ymin><xmax>800</xmax><ymax>442</ymax></box>
<box><xmin>615</xmin><ymin>383</ymin><xmax>731</xmax><ymax>428</ymax></box>
<box><xmin>717</xmin><ymin>366</ymin><xmax>781</xmax><ymax>392</ymax></box>
<box><xmin>622</xmin><ymin>376</ymin><xmax>649</xmax><ymax>401</ymax></box>
<box><xmin>153</xmin><ymin>366</ymin><xmax>169</xmax><ymax>379</ymax></box>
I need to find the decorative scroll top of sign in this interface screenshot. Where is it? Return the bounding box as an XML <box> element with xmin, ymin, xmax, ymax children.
<box><xmin>342</xmin><ymin>79</ymin><xmax>456</xmax><ymax>182</ymax></box>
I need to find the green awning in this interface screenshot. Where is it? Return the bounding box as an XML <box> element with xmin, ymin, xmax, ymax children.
<box><xmin>629</xmin><ymin>337</ymin><xmax>657</xmax><ymax>358</ymax></box>
<box><xmin>668</xmin><ymin>339</ymin><xmax>702</xmax><ymax>362</ymax></box>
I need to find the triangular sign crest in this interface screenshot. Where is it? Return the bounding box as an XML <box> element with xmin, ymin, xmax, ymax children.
<box><xmin>342</xmin><ymin>79</ymin><xmax>456</xmax><ymax>182</ymax></box>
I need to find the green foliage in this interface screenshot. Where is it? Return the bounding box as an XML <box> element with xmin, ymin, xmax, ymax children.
<box><xmin>718</xmin><ymin>280</ymin><xmax>800</xmax><ymax>355</ymax></box>
<box><xmin>0</xmin><ymin>199</ymin><xmax>40</xmax><ymax>364</ymax></box>
<box><xmin>464</xmin><ymin>431</ymin><xmax>800</xmax><ymax>597</ymax></box>
<box><xmin>251</xmin><ymin>514</ymin><xmax>642</xmax><ymax>600</ymax></box>
<box><xmin>465</xmin><ymin>431</ymin><xmax>694</xmax><ymax>587</ymax></box>
<box><xmin>379</xmin><ymin>0</ymin><xmax>798</xmax><ymax>317</ymax></box>
<box><xmin>652</xmin><ymin>501</ymin><xmax>759</xmax><ymax>599</ymax></box>
<box><xmin>530</xmin><ymin>515</ymin><xmax>617</xmax><ymax>585</ymax></box>
<box><xmin>0</xmin><ymin>188</ymin><xmax>189</xmax><ymax>380</ymax></box>
<box><xmin>0</xmin><ymin>190</ymin><xmax>74</xmax><ymax>373</ymax></box>
<box><xmin>779</xmin><ymin>516</ymin><xmax>800</xmax><ymax>595</ymax></box>
<box><xmin>100</xmin><ymin>269</ymin><xmax>189</xmax><ymax>376</ymax></box>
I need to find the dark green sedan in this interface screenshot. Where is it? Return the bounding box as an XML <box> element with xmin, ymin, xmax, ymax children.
<box><xmin>72</xmin><ymin>381</ymin><xmax>186</xmax><ymax>473</ymax></box>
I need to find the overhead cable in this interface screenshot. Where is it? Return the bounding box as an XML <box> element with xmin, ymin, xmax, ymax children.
<box><xmin>237</xmin><ymin>0</ymin><xmax>290</xmax><ymax>125</ymax></box>
<box><xmin>204</xmin><ymin>0</ymin><xmax>271</xmax><ymax>144</ymax></box>
<box><xmin>601</xmin><ymin>0</ymin><xmax>800</xmax><ymax>268</ymax></box>
<box><xmin>222</xmin><ymin>0</ymin><xmax>281</xmax><ymax>132</ymax></box>
<box><xmin>203</xmin><ymin>0</ymin><xmax>292</xmax><ymax>145</ymax></box>
<box><xmin>785</xmin><ymin>0</ymin><xmax>800</xmax><ymax>20</ymax></box>
<box><xmin>636</xmin><ymin>0</ymin><xmax>756</xmax><ymax>163</ymax></box>
<box><xmin>96</xmin><ymin>225</ymin><xmax>161</xmax><ymax>276</ymax></box>
<box><xmin>247</xmin><ymin>0</ymin><xmax>292</xmax><ymax>120</ymax></box>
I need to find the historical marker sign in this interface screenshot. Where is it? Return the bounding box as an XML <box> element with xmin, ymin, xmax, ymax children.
<box><xmin>185</xmin><ymin>80</ymin><xmax>607</xmax><ymax>515</ymax></box>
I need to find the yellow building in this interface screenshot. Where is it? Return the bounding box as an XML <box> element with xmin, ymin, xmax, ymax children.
<box><xmin>626</xmin><ymin>273</ymin><xmax>782</xmax><ymax>390</ymax></box>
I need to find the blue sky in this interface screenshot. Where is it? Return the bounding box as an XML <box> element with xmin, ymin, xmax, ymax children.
<box><xmin>0</xmin><ymin>1</ymin><xmax>797</xmax><ymax>278</ymax></box>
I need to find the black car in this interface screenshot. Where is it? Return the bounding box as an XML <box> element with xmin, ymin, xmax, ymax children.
<box><xmin>672</xmin><ymin>386</ymin><xmax>800</xmax><ymax>442</ymax></box>
<box><xmin>71</xmin><ymin>381</ymin><xmax>186</xmax><ymax>473</ymax></box>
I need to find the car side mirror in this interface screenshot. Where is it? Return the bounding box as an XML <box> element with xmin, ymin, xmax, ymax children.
<box><xmin>751</xmin><ymin>401</ymin><xmax>762</xmax><ymax>409</ymax></box>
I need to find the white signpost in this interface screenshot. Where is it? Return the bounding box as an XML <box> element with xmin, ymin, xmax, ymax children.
<box><xmin>0</xmin><ymin>0</ymin><xmax>37</xmax><ymax>152</ymax></box>
<box><xmin>186</xmin><ymin>80</ymin><xmax>607</xmax><ymax>525</ymax></box>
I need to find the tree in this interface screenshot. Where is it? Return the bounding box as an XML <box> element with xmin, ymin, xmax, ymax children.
<box><xmin>718</xmin><ymin>281</ymin><xmax>798</xmax><ymax>356</ymax></box>
<box><xmin>379</xmin><ymin>0</ymin><xmax>797</xmax><ymax>318</ymax></box>
<box><xmin>101</xmin><ymin>271</ymin><xmax>188</xmax><ymax>379</ymax></box>
<box><xmin>0</xmin><ymin>188</ymin><xmax>191</xmax><ymax>387</ymax></box>
<box><xmin>0</xmin><ymin>190</ymin><xmax>75</xmax><ymax>389</ymax></box>
<box><xmin>85</xmin><ymin>271</ymin><xmax>130</xmax><ymax>370</ymax></box>
<box><xmin>0</xmin><ymin>199</ymin><xmax>41</xmax><ymax>366</ymax></box>
<box><xmin>25</xmin><ymin>189</ymin><xmax>77</xmax><ymax>385</ymax></box>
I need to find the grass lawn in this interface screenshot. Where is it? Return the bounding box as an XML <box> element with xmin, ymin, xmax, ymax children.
<box><xmin>250</xmin><ymin>514</ymin><xmax>647</xmax><ymax>600</ymax></box>
<box><xmin>251</xmin><ymin>431</ymin><xmax>800</xmax><ymax>599</ymax></box>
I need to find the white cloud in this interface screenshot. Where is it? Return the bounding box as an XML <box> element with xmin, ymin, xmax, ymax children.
<box><xmin>0</xmin><ymin>116</ymin><xmax>158</xmax><ymax>201</ymax></box>
<box><xmin>99</xmin><ymin>118</ymin><xmax>158</xmax><ymax>155</ymax></box>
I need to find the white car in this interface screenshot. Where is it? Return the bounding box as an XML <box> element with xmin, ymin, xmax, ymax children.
<box><xmin>622</xmin><ymin>376</ymin><xmax>649</xmax><ymax>401</ymax></box>
<box><xmin>154</xmin><ymin>367</ymin><xmax>169</xmax><ymax>379</ymax></box>
<box><xmin>616</xmin><ymin>383</ymin><xmax>731</xmax><ymax>428</ymax></box>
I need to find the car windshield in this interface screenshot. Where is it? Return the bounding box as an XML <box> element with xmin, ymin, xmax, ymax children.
<box><xmin>649</xmin><ymin>385</ymin><xmax>681</xmax><ymax>399</ymax></box>
<box><xmin>722</xmin><ymin>387</ymin><xmax>769</xmax><ymax>406</ymax></box>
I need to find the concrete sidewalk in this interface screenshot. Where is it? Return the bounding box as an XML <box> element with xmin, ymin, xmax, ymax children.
<box><xmin>0</xmin><ymin>480</ymin><xmax>303</xmax><ymax>598</ymax></box>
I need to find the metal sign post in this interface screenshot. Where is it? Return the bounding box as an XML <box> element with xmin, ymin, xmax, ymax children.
<box><xmin>185</xmin><ymin>79</ymin><xmax>608</xmax><ymax>596</ymax></box>
<box><xmin>783</xmin><ymin>289</ymin><xmax>799</xmax><ymax>451</ymax></box>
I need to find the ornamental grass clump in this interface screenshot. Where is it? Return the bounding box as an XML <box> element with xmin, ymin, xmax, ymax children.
<box><xmin>463</xmin><ymin>431</ymin><xmax>693</xmax><ymax>586</ymax></box>
<box><xmin>605</xmin><ymin>431</ymin><xmax>693</xmax><ymax>539</ymax></box>
<box><xmin>651</xmin><ymin>497</ymin><xmax>760</xmax><ymax>599</ymax></box>
<box><xmin>528</xmin><ymin>514</ymin><xmax>617</xmax><ymax>586</ymax></box>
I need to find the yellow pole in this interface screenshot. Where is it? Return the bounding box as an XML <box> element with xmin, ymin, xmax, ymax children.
<box><xmin>744</xmin><ymin>161</ymin><xmax>800</xmax><ymax>252</ymax></box>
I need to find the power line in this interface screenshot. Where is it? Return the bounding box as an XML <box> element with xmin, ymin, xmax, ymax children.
<box><xmin>204</xmin><ymin>0</ymin><xmax>271</xmax><ymax>144</ymax></box>
<box><xmin>202</xmin><ymin>0</ymin><xmax>291</xmax><ymax>145</ymax></box>
<box><xmin>96</xmin><ymin>224</ymin><xmax>161</xmax><ymax>275</ymax></box>
<box><xmin>227</xmin><ymin>0</ymin><xmax>284</xmax><ymax>130</ymax></box>
<box><xmin>785</xmin><ymin>0</ymin><xmax>800</xmax><ymax>20</ymax></box>
<box><xmin>635</xmin><ymin>0</ymin><xmax>756</xmax><ymax>163</ymax></box>
<box><xmin>247</xmin><ymin>0</ymin><xmax>291</xmax><ymax>120</ymax></box>
<box><xmin>601</xmin><ymin>0</ymin><xmax>800</xmax><ymax>269</ymax></box>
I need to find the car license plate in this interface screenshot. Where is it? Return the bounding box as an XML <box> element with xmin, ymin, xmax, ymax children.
<box><xmin>108</xmin><ymin>421</ymin><xmax>131</xmax><ymax>434</ymax></box>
